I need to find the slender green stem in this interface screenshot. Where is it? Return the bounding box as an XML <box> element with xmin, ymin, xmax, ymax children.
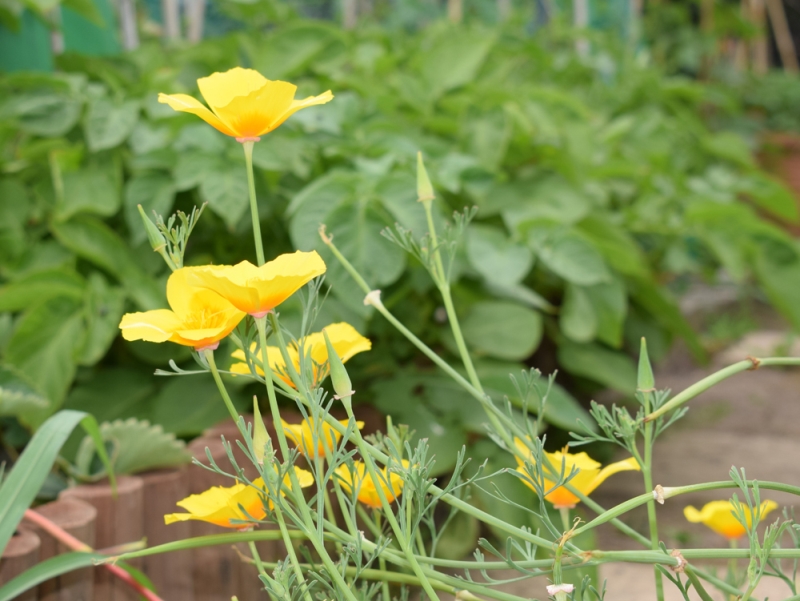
<box><xmin>242</xmin><ymin>140</ymin><xmax>265</xmax><ymax>266</ymax></box>
<box><xmin>646</xmin><ymin>357</ymin><xmax>800</xmax><ymax>422</ymax></box>
<box><xmin>642</xmin><ymin>386</ymin><xmax>664</xmax><ymax>601</ymax></box>
<box><xmin>421</xmin><ymin>198</ymin><xmax>483</xmax><ymax>394</ymax></box>
<box><xmin>248</xmin><ymin>540</ymin><xmax>268</xmax><ymax>579</ymax></box>
<box><xmin>684</xmin><ymin>566</ymin><xmax>715</xmax><ymax>601</ymax></box>
<box><xmin>204</xmin><ymin>350</ymin><xmax>243</xmax><ymax>432</ymax></box>
<box><xmin>375</xmin><ymin>513</ymin><xmax>392</xmax><ymax>601</ymax></box>
<box><xmin>342</xmin><ymin>402</ymin><xmax>441</xmax><ymax>601</ymax></box>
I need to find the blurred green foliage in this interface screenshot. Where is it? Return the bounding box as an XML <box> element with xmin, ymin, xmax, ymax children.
<box><xmin>1</xmin><ymin>19</ymin><xmax>800</xmax><ymax>475</ymax></box>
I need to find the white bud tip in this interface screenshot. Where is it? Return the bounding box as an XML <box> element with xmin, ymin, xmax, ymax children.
<box><xmin>546</xmin><ymin>583</ymin><xmax>574</xmax><ymax>595</ymax></box>
<box><xmin>363</xmin><ymin>290</ymin><xmax>382</xmax><ymax>307</ymax></box>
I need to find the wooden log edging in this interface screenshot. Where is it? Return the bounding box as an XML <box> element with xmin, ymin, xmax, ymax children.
<box><xmin>0</xmin><ymin>529</ymin><xmax>41</xmax><ymax>601</ymax></box>
<box><xmin>29</xmin><ymin>497</ymin><xmax>96</xmax><ymax>601</ymax></box>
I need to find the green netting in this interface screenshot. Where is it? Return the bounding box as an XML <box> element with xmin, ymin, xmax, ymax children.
<box><xmin>0</xmin><ymin>11</ymin><xmax>53</xmax><ymax>72</ymax></box>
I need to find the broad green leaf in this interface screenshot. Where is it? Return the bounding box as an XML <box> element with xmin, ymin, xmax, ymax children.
<box><xmin>0</xmin><ymin>410</ymin><xmax>111</xmax><ymax>555</ymax></box>
<box><xmin>288</xmin><ymin>171</ymin><xmax>357</xmax><ymax>248</ymax></box>
<box><xmin>77</xmin><ymin>273</ymin><xmax>125</xmax><ymax>366</ymax></box>
<box><xmin>248</xmin><ymin>22</ymin><xmax>341</xmax><ymax>79</ymax></box>
<box><xmin>50</xmin><ymin>217</ymin><xmax>164</xmax><ymax>310</ymax></box>
<box><xmin>738</xmin><ymin>172</ymin><xmax>799</xmax><ymax>224</ymax></box>
<box><xmin>252</xmin><ymin>135</ymin><xmax>312</xmax><ymax>178</ymax></box>
<box><xmin>557</xmin><ymin>341</ymin><xmax>637</xmax><ymax>394</ymax></box>
<box><xmin>0</xmin><ymin>552</ymin><xmax>104</xmax><ymax>601</ymax></box>
<box><xmin>477</xmin><ymin>361</ymin><xmax>594</xmax><ymax>433</ymax></box>
<box><xmin>504</xmin><ymin>178</ymin><xmax>591</xmax><ymax>231</ymax></box>
<box><xmin>76</xmin><ymin>418</ymin><xmax>190</xmax><ymax>477</ymax></box>
<box><xmin>152</xmin><ymin>376</ymin><xmax>244</xmax><ymax>437</ymax></box>
<box><xmin>173</xmin><ymin>152</ymin><xmax>220</xmax><ymax>191</ymax></box>
<box><xmin>55</xmin><ymin>166</ymin><xmax>121</xmax><ymax>221</ymax></box>
<box><xmin>5</xmin><ymin>297</ymin><xmax>85</xmax><ymax>421</ymax></box>
<box><xmin>6</xmin><ymin>91</ymin><xmax>82</xmax><ymax>137</ymax></box>
<box><xmin>0</xmin><ymin>178</ymin><xmax>29</xmax><ymax>262</ymax></box>
<box><xmin>528</xmin><ymin>225</ymin><xmax>610</xmax><ymax>286</ymax></box>
<box><xmin>0</xmin><ymin>365</ymin><xmax>48</xmax><ymax>417</ymax></box>
<box><xmin>585</xmin><ymin>278</ymin><xmax>627</xmax><ymax>348</ymax></box>
<box><xmin>124</xmin><ymin>173</ymin><xmax>175</xmax><ymax>244</ymax></box>
<box><xmin>752</xmin><ymin>246</ymin><xmax>800</xmax><ymax>330</ymax></box>
<box><xmin>64</xmin><ymin>367</ymin><xmax>155</xmax><ymax>423</ymax></box>
<box><xmin>461</xmin><ymin>301</ymin><xmax>542</xmax><ymax>361</ymax></box>
<box><xmin>0</xmin><ymin>268</ymin><xmax>85</xmax><ymax>312</ymax></box>
<box><xmin>466</xmin><ymin>224</ymin><xmax>533</xmax><ymax>287</ymax></box>
<box><xmin>417</xmin><ymin>28</ymin><xmax>495</xmax><ymax>98</ymax></box>
<box><xmin>576</xmin><ymin>215</ymin><xmax>649</xmax><ymax>277</ymax></box>
<box><xmin>559</xmin><ymin>284</ymin><xmax>596</xmax><ymax>343</ymax></box>
<box><xmin>200</xmin><ymin>168</ymin><xmax>249</xmax><ymax>229</ymax></box>
<box><xmin>84</xmin><ymin>98</ymin><xmax>140</xmax><ymax>152</ymax></box>
<box><xmin>701</xmin><ymin>131</ymin><xmax>754</xmax><ymax>168</ymax></box>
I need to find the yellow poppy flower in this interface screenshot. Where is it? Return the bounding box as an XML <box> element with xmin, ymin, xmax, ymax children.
<box><xmin>158</xmin><ymin>67</ymin><xmax>333</xmax><ymax>141</ymax></box>
<box><xmin>188</xmin><ymin>251</ymin><xmax>326</xmax><ymax>317</ymax></box>
<box><xmin>230</xmin><ymin>322</ymin><xmax>371</xmax><ymax>386</ymax></box>
<box><xmin>164</xmin><ymin>469</ymin><xmax>314</xmax><ymax>529</ymax></box>
<box><xmin>514</xmin><ymin>439</ymin><xmax>640</xmax><ymax>509</ymax></box>
<box><xmin>684</xmin><ymin>500</ymin><xmax>778</xmax><ymax>540</ymax></box>
<box><xmin>119</xmin><ymin>267</ymin><xmax>245</xmax><ymax>351</ymax></box>
<box><xmin>335</xmin><ymin>460</ymin><xmax>409</xmax><ymax>509</ymax></box>
<box><xmin>281</xmin><ymin>417</ymin><xmax>365</xmax><ymax>459</ymax></box>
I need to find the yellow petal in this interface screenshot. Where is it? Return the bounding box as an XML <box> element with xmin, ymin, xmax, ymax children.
<box><xmin>213</xmin><ymin>80</ymin><xmax>297</xmax><ymax>139</ymax></box>
<box><xmin>157</xmin><ymin>93</ymin><xmax>237</xmax><ymax>137</ymax></box>
<box><xmin>119</xmin><ymin>309</ymin><xmax>181</xmax><ymax>343</ymax></box>
<box><xmin>302</xmin><ymin>322</ymin><xmax>372</xmax><ymax>367</ymax></box>
<box><xmin>684</xmin><ymin>500</ymin><xmax>778</xmax><ymax>540</ymax></box>
<box><xmin>253</xmin><ymin>251</ymin><xmax>327</xmax><ymax>311</ymax></box>
<box><xmin>586</xmin><ymin>456</ymin><xmax>641</xmax><ymax>495</ymax></box>
<box><xmin>197</xmin><ymin>67</ymin><xmax>268</xmax><ymax>112</ymax></box>
<box><xmin>268</xmin><ymin>90</ymin><xmax>334</xmax><ymax>132</ymax></box>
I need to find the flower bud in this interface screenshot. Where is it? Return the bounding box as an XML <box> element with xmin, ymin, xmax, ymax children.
<box><xmin>137</xmin><ymin>204</ymin><xmax>167</xmax><ymax>252</ymax></box>
<box><xmin>416</xmin><ymin>151</ymin><xmax>435</xmax><ymax>203</ymax></box>
<box><xmin>323</xmin><ymin>329</ymin><xmax>354</xmax><ymax>402</ymax></box>
<box><xmin>637</xmin><ymin>337</ymin><xmax>655</xmax><ymax>392</ymax></box>
<box><xmin>252</xmin><ymin>396</ymin><xmax>271</xmax><ymax>465</ymax></box>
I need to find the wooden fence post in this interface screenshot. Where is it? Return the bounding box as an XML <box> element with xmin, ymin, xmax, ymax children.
<box><xmin>29</xmin><ymin>498</ymin><xmax>96</xmax><ymax>601</ymax></box>
<box><xmin>60</xmin><ymin>476</ymin><xmax>144</xmax><ymax>601</ymax></box>
<box><xmin>0</xmin><ymin>529</ymin><xmax>41</xmax><ymax>601</ymax></box>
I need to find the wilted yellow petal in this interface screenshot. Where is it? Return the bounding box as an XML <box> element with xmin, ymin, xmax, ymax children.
<box><xmin>157</xmin><ymin>93</ymin><xmax>236</xmax><ymax>137</ymax></box>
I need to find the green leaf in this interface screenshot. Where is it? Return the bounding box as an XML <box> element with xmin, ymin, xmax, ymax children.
<box><xmin>576</xmin><ymin>215</ymin><xmax>649</xmax><ymax>277</ymax></box>
<box><xmin>0</xmin><ymin>552</ymin><xmax>104</xmax><ymax>601</ymax></box>
<box><xmin>528</xmin><ymin>225</ymin><xmax>611</xmax><ymax>286</ymax></box>
<box><xmin>151</xmin><ymin>376</ymin><xmax>244</xmax><ymax>437</ymax></box>
<box><xmin>6</xmin><ymin>91</ymin><xmax>82</xmax><ymax>137</ymax></box>
<box><xmin>77</xmin><ymin>273</ymin><xmax>125</xmax><ymax>366</ymax></box>
<box><xmin>0</xmin><ymin>365</ymin><xmax>48</xmax><ymax>417</ymax></box>
<box><xmin>248</xmin><ymin>22</ymin><xmax>341</xmax><ymax>79</ymax></box>
<box><xmin>124</xmin><ymin>173</ymin><xmax>175</xmax><ymax>245</ymax></box>
<box><xmin>200</xmin><ymin>168</ymin><xmax>249</xmax><ymax>229</ymax></box>
<box><xmin>173</xmin><ymin>152</ymin><xmax>220</xmax><ymax>191</ymax></box>
<box><xmin>417</xmin><ymin>28</ymin><xmax>495</xmax><ymax>99</ymax></box>
<box><xmin>559</xmin><ymin>284</ymin><xmax>596</xmax><ymax>343</ymax></box>
<box><xmin>701</xmin><ymin>131</ymin><xmax>754</xmax><ymax>168</ymax></box>
<box><xmin>76</xmin><ymin>418</ymin><xmax>190</xmax><ymax>477</ymax></box>
<box><xmin>64</xmin><ymin>368</ymin><xmax>154</xmax><ymax>423</ymax></box>
<box><xmin>477</xmin><ymin>361</ymin><xmax>594</xmax><ymax>433</ymax></box>
<box><xmin>84</xmin><ymin>98</ymin><xmax>140</xmax><ymax>152</ymax></box>
<box><xmin>738</xmin><ymin>172</ymin><xmax>799</xmax><ymax>224</ymax></box>
<box><xmin>0</xmin><ymin>410</ymin><xmax>111</xmax><ymax>555</ymax></box>
<box><xmin>461</xmin><ymin>301</ymin><xmax>542</xmax><ymax>361</ymax></box>
<box><xmin>585</xmin><ymin>278</ymin><xmax>627</xmax><ymax>348</ymax></box>
<box><xmin>0</xmin><ymin>178</ymin><xmax>29</xmax><ymax>262</ymax></box>
<box><xmin>752</xmin><ymin>246</ymin><xmax>800</xmax><ymax>330</ymax></box>
<box><xmin>0</xmin><ymin>268</ymin><xmax>85</xmax><ymax>312</ymax></box>
<box><xmin>466</xmin><ymin>224</ymin><xmax>533</xmax><ymax>287</ymax></box>
<box><xmin>557</xmin><ymin>341</ymin><xmax>637</xmax><ymax>394</ymax></box>
<box><xmin>55</xmin><ymin>166</ymin><xmax>121</xmax><ymax>221</ymax></box>
<box><xmin>503</xmin><ymin>178</ymin><xmax>591</xmax><ymax>231</ymax></box>
<box><xmin>288</xmin><ymin>171</ymin><xmax>357</xmax><ymax>248</ymax></box>
<box><xmin>50</xmin><ymin>216</ymin><xmax>164</xmax><ymax>310</ymax></box>
<box><xmin>5</xmin><ymin>298</ymin><xmax>85</xmax><ymax>422</ymax></box>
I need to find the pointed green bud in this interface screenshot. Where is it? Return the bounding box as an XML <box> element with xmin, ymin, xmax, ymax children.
<box><xmin>637</xmin><ymin>337</ymin><xmax>655</xmax><ymax>392</ymax></box>
<box><xmin>252</xmin><ymin>396</ymin><xmax>271</xmax><ymax>464</ymax></box>
<box><xmin>138</xmin><ymin>204</ymin><xmax>167</xmax><ymax>252</ymax></box>
<box><xmin>323</xmin><ymin>329</ymin><xmax>353</xmax><ymax>402</ymax></box>
<box><xmin>416</xmin><ymin>151</ymin><xmax>435</xmax><ymax>203</ymax></box>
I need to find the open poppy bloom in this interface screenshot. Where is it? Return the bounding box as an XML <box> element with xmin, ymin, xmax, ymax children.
<box><xmin>335</xmin><ymin>460</ymin><xmax>409</xmax><ymax>508</ymax></box>
<box><xmin>158</xmin><ymin>67</ymin><xmax>333</xmax><ymax>141</ymax></box>
<box><xmin>230</xmin><ymin>322</ymin><xmax>371</xmax><ymax>386</ymax></box>
<box><xmin>281</xmin><ymin>417</ymin><xmax>365</xmax><ymax>459</ymax></box>
<box><xmin>684</xmin><ymin>500</ymin><xmax>778</xmax><ymax>540</ymax></box>
<box><xmin>188</xmin><ymin>251</ymin><xmax>326</xmax><ymax>318</ymax></box>
<box><xmin>514</xmin><ymin>439</ymin><xmax>640</xmax><ymax>509</ymax></box>
<box><xmin>165</xmin><ymin>469</ymin><xmax>314</xmax><ymax>529</ymax></box>
<box><xmin>119</xmin><ymin>267</ymin><xmax>245</xmax><ymax>352</ymax></box>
